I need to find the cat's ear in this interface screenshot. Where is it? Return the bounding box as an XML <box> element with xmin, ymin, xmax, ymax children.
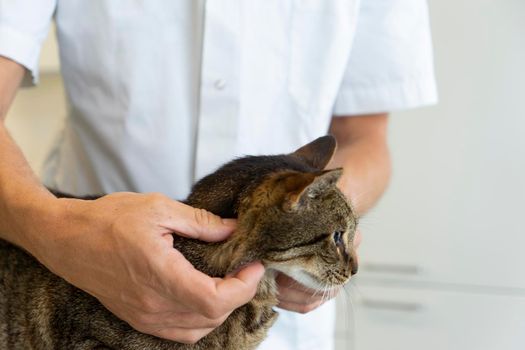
<box><xmin>291</xmin><ymin>135</ymin><xmax>337</xmax><ymax>170</ymax></box>
<box><xmin>283</xmin><ymin>168</ymin><xmax>343</xmax><ymax>211</ymax></box>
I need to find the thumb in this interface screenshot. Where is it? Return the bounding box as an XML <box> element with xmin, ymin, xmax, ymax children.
<box><xmin>167</xmin><ymin>201</ymin><xmax>237</xmax><ymax>242</ymax></box>
<box><xmin>214</xmin><ymin>262</ymin><xmax>266</xmax><ymax>307</ymax></box>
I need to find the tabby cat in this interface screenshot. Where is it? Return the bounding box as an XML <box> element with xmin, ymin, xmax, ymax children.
<box><xmin>0</xmin><ymin>135</ymin><xmax>358</xmax><ymax>349</ymax></box>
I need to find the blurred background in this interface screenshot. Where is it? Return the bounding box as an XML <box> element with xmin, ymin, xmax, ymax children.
<box><xmin>5</xmin><ymin>1</ymin><xmax>525</xmax><ymax>349</ymax></box>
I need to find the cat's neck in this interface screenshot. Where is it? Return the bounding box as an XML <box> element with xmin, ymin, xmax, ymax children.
<box><xmin>207</xmin><ymin>227</ymin><xmax>260</xmax><ymax>275</ymax></box>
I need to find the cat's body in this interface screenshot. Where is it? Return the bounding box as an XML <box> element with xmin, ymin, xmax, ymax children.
<box><xmin>0</xmin><ymin>239</ymin><xmax>277</xmax><ymax>350</ymax></box>
<box><xmin>0</xmin><ymin>136</ymin><xmax>358</xmax><ymax>349</ymax></box>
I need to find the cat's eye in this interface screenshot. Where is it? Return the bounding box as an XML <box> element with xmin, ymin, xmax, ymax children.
<box><xmin>333</xmin><ymin>230</ymin><xmax>344</xmax><ymax>244</ymax></box>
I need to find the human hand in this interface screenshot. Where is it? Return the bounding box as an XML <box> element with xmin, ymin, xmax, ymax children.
<box><xmin>30</xmin><ymin>192</ymin><xmax>265</xmax><ymax>344</ymax></box>
<box><xmin>276</xmin><ymin>228</ymin><xmax>361</xmax><ymax>313</ymax></box>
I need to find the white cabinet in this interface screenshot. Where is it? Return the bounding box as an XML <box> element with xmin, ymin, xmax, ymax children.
<box><xmin>349</xmin><ymin>285</ymin><xmax>525</xmax><ymax>350</ymax></box>
<box><xmin>357</xmin><ymin>191</ymin><xmax>525</xmax><ymax>289</ymax></box>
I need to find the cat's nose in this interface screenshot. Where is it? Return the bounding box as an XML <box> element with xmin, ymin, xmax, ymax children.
<box><xmin>348</xmin><ymin>252</ymin><xmax>358</xmax><ymax>275</ymax></box>
<box><xmin>340</xmin><ymin>247</ymin><xmax>358</xmax><ymax>276</ymax></box>
<box><xmin>350</xmin><ymin>256</ymin><xmax>358</xmax><ymax>275</ymax></box>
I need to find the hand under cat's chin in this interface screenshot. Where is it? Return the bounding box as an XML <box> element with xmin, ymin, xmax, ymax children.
<box><xmin>274</xmin><ymin>273</ymin><xmax>342</xmax><ymax>314</ymax></box>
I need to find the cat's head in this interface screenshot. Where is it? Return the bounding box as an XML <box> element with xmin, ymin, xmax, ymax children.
<box><xmin>238</xmin><ymin>136</ymin><xmax>359</xmax><ymax>289</ymax></box>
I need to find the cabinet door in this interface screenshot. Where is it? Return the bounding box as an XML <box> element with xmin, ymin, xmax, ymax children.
<box><xmin>340</xmin><ymin>285</ymin><xmax>525</xmax><ymax>350</ymax></box>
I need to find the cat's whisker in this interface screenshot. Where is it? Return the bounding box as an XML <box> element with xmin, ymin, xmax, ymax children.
<box><xmin>356</xmin><ymin>207</ymin><xmax>386</xmax><ymax>236</ymax></box>
<box><xmin>318</xmin><ymin>287</ymin><xmax>325</xmax><ymax>304</ymax></box>
<box><xmin>345</xmin><ymin>278</ymin><xmax>364</xmax><ymax>300</ymax></box>
<box><xmin>323</xmin><ymin>286</ymin><xmax>330</xmax><ymax>304</ymax></box>
<box><xmin>338</xmin><ymin>289</ymin><xmax>349</xmax><ymax>342</ymax></box>
<box><xmin>319</xmin><ymin>286</ymin><xmax>327</xmax><ymax>305</ymax></box>
<box><xmin>311</xmin><ymin>286</ymin><xmax>323</xmax><ymax>300</ymax></box>
<box><xmin>340</xmin><ymin>283</ymin><xmax>358</xmax><ymax>350</ymax></box>
<box><xmin>325</xmin><ymin>284</ymin><xmax>336</xmax><ymax>301</ymax></box>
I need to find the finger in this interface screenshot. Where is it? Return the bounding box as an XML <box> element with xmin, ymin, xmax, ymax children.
<box><xmin>160</xmin><ymin>254</ymin><xmax>264</xmax><ymax>318</ymax></box>
<box><xmin>192</xmin><ymin>262</ymin><xmax>265</xmax><ymax>318</ymax></box>
<box><xmin>133</xmin><ymin>310</ymin><xmax>230</xmax><ymax>330</ymax></box>
<box><xmin>276</xmin><ymin>274</ymin><xmax>339</xmax><ymax>304</ymax></box>
<box><xmin>275</xmin><ymin>273</ymin><xmax>314</xmax><ymax>290</ymax></box>
<box><xmin>276</xmin><ymin>274</ymin><xmax>320</xmax><ymax>304</ymax></box>
<box><xmin>277</xmin><ymin>300</ymin><xmax>324</xmax><ymax>314</ymax></box>
<box><xmin>104</xmin><ymin>297</ymin><xmax>228</xmax><ymax>334</ymax></box>
<box><xmin>165</xmin><ymin>201</ymin><xmax>237</xmax><ymax>242</ymax></box>
<box><xmin>211</xmin><ymin>262</ymin><xmax>266</xmax><ymax>311</ymax></box>
<box><xmin>99</xmin><ymin>302</ymin><xmax>188</xmax><ymax>342</ymax></box>
<box><xmin>277</xmin><ymin>284</ymin><xmax>323</xmax><ymax>304</ymax></box>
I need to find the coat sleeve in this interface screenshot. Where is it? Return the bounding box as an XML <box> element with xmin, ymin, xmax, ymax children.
<box><xmin>333</xmin><ymin>0</ymin><xmax>438</xmax><ymax>115</ymax></box>
<box><xmin>0</xmin><ymin>0</ymin><xmax>57</xmax><ymax>86</ymax></box>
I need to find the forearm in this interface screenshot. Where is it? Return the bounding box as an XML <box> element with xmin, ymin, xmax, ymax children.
<box><xmin>0</xmin><ymin>56</ymin><xmax>61</xmax><ymax>253</ymax></box>
<box><xmin>0</xmin><ymin>125</ymin><xmax>61</xmax><ymax>243</ymax></box>
<box><xmin>328</xmin><ymin>114</ymin><xmax>391</xmax><ymax>215</ymax></box>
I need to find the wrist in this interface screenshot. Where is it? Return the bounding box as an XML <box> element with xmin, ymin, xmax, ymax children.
<box><xmin>2</xmin><ymin>192</ymin><xmax>66</xmax><ymax>260</ymax></box>
<box><xmin>29</xmin><ymin>197</ymin><xmax>91</xmax><ymax>265</ymax></box>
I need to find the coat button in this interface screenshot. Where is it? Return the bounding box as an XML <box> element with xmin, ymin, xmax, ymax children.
<box><xmin>214</xmin><ymin>79</ymin><xmax>226</xmax><ymax>90</ymax></box>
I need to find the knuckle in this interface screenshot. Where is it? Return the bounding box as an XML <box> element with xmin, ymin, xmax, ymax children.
<box><xmin>193</xmin><ymin>208</ymin><xmax>214</xmax><ymax>227</ymax></box>
<box><xmin>298</xmin><ymin>303</ymin><xmax>317</xmax><ymax>314</ymax></box>
<box><xmin>203</xmin><ymin>308</ymin><xmax>223</xmax><ymax>320</ymax></box>
<box><xmin>207</xmin><ymin>316</ymin><xmax>225</xmax><ymax>328</ymax></box>
<box><xmin>200</xmin><ymin>300</ymin><xmax>225</xmax><ymax>320</ymax></box>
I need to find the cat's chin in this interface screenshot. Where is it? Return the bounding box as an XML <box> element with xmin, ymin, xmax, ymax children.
<box><xmin>268</xmin><ymin>265</ymin><xmax>342</xmax><ymax>292</ymax></box>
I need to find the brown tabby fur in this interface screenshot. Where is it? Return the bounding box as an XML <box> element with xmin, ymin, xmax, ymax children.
<box><xmin>0</xmin><ymin>136</ymin><xmax>358</xmax><ymax>349</ymax></box>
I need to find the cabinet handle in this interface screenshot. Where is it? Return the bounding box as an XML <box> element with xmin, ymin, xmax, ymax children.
<box><xmin>361</xmin><ymin>262</ymin><xmax>420</xmax><ymax>275</ymax></box>
<box><xmin>360</xmin><ymin>299</ymin><xmax>423</xmax><ymax>312</ymax></box>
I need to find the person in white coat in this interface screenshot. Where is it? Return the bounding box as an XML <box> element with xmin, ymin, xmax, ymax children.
<box><xmin>0</xmin><ymin>0</ymin><xmax>436</xmax><ymax>349</ymax></box>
